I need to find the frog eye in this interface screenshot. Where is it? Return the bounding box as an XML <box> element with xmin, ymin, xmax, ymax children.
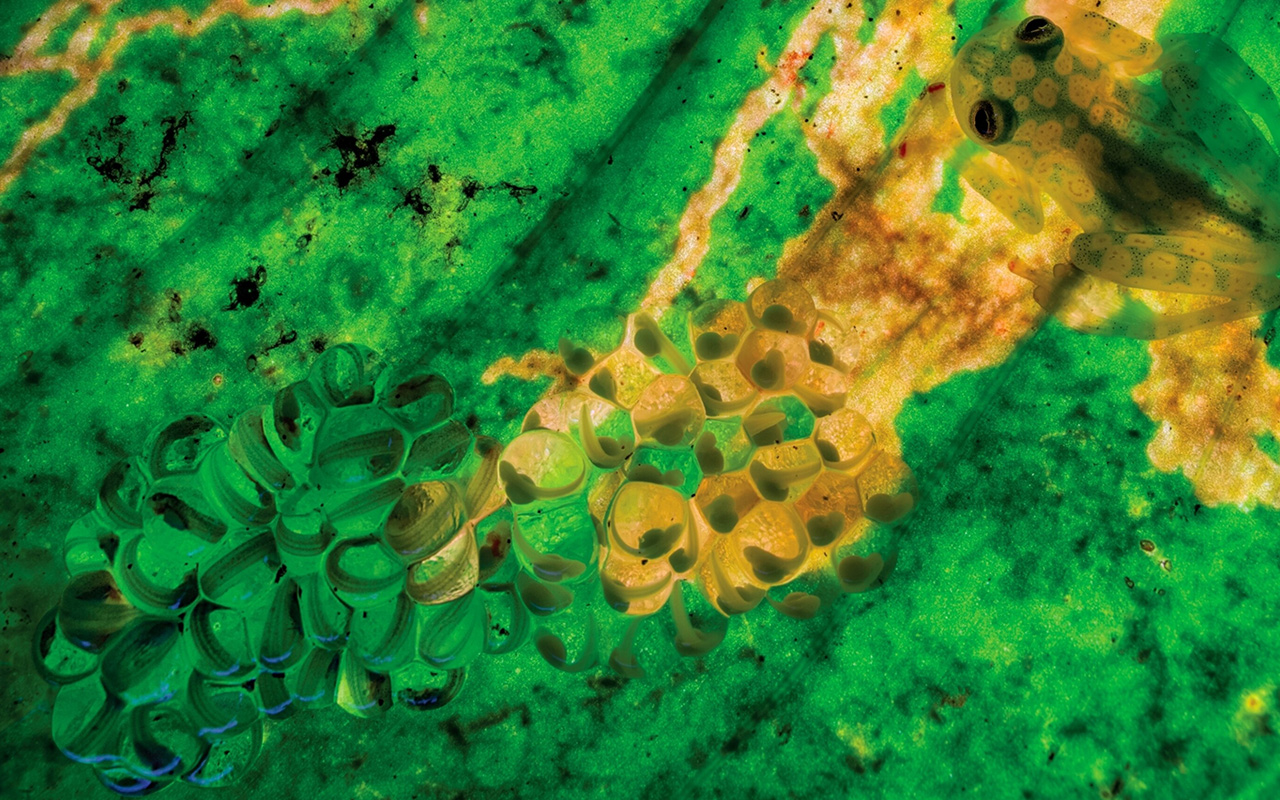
<box><xmin>1015</xmin><ymin>16</ymin><xmax>1061</xmax><ymax>46</ymax></box>
<box><xmin>969</xmin><ymin>99</ymin><xmax>1012</xmax><ymax>145</ymax></box>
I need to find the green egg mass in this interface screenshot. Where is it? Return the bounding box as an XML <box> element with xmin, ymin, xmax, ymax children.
<box><xmin>35</xmin><ymin>343</ymin><xmax>506</xmax><ymax>793</ymax></box>
<box><xmin>35</xmin><ymin>283</ymin><xmax>919</xmax><ymax>793</ymax></box>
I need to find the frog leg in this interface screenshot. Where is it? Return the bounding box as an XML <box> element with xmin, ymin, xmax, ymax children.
<box><xmin>1072</xmin><ymin>230</ymin><xmax>1270</xmax><ymax>275</ymax></box>
<box><xmin>1035</xmin><ymin>263</ymin><xmax>1270</xmax><ymax>339</ymax></box>
<box><xmin>1070</xmin><ymin>232</ymin><xmax>1276</xmax><ymax>293</ymax></box>
<box><xmin>1158</xmin><ymin>34</ymin><xmax>1280</xmax><ymax>205</ymax></box>
<box><xmin>1115</xmin><ymin>296</ymin><xmax>1279</xmax><ymax>338</ymax></box>
<box><xmin>1015</xmin><ymin>261</ymin><xmax>1158</xmax><ymax>338</ymax></box>
<box><xmin>1066</xmin><ymin>231</ymin><xmax>1280</xmax><ymax>337</ymax></box>
<box><xmin>1054</xmin><ymin>9</ymin><xmax>1162</xmax><ymax>76</ymax></box>
<box><xmin>949</xmin><ymin>141</ymin><xmax>1044</xmax><ymax>234</ymax></box>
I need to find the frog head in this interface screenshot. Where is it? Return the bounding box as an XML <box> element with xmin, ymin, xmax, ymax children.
<box><xmin>950</xmin><ymin>15</ymin><xmax>1068</xmax><ymax>153</ymax></box>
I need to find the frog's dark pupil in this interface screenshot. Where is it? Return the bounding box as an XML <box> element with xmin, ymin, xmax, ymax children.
<box><xmin>1018</xmin><ymin>16</ymin><xmax>1052</xmax><ymax>41</ymax></box>
<box><xmin>972</xmin><ymin>101</ymin><xmax>998</xmax><ymax>140</ymax></box>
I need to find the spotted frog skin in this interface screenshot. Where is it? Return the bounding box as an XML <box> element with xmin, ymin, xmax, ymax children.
<box><xmin>950</xmin><ymin>9</ymin><xmax>1280</xmax><ymax>338</ymax></box>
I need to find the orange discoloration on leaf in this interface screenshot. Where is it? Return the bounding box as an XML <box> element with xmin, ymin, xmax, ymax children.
<box><xmin>1136</xmin><ymin>321</ymin><xmax>1280</xmax><ymax>507</ymax></box>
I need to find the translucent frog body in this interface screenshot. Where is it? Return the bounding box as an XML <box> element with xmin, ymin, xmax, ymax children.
<box><xmin>950</xmin><ymin>9</ymin><xmax>1280</xmax><ymax>338</ymax></box>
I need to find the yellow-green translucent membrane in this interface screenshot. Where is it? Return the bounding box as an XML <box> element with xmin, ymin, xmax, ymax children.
<box><xmin>95</xmin><ymin>458</ymin><xmax>148</xmax><ymax>530</ymax></box>
<box><xmin>58</xmin><ymin>570</ymin><xmax>139</xmax><ymax>653</ymax></box>
<box><xmin>227</xmin><ymin>406</ymin><xmax>293</xmax><ymax>493</ymax></box>
<box><xmin>832</xmin><ymin>514</ymin><xmax>900</xmax><ymax>593</ymax></box>
<box><xmin>607</xmin><ymin>481</ymin><xmax>689</xmax><ymax>561</ymax></box>
<box><xmin>630</xmin><ymin>312</ymin><xmax>692</xmax><ymax>374</ymax></box>
<box><xmin>748</xmin><ymin>441</ymin><xmax>822</xmax><ymax>503</ymax></box>
<box><xmin>702</xmin><ymin>418</ymin><xmax>755</xmax><ymax>473</ymax></box>
<box><xmin>599</xmin><ymin>550</ymin><xmax>675</xmax><ymax>616</ymax></box>
<box><xmin>586</xmin><ymin>469</ymin><xmax>624</xmax><ymax>535</ymax></box>
<box><xmin>375</xmin><ymin>366</ymin><xmax>454</xmax><ymax>435</ymax></box>
<box><xmin>575</xmin><ymin>400</ymin><xmax>634</xmax><ymax>469</ymax></box>
<box><xmin>698</xmin><ymin>542</ymin><xmax>766</xmax><ymax>615</ymax></box>
<box><xmin>745</xmin><ymin>395</ymin><xmax>814</xmax><ymax>445</ymax></box>
<box><xmin>499</xmin><ymin>429</ymin><xmax>589</xmax><ymax>505</ymax></box>
<box><xmin>600</xmin><ymin>482</ymin><xmax>688</xmax><ymax>614</ymax></box>
<box><xmin>557</xmin><ymin>337</ymin><xmax>596</xmax><ymax>375</ymax></box>
<box><xmin>479</xmin><ymin>580</ymin><xmax>531</xmax><ymax>655</ymax></box>
<box><xmin>767</xmin><ymin>590</ymin><xmax>822</xmax><ymax>620</ymax></box>
<box><xmin>308</xmin><ymin>343</ymin><xmax>382</xmax><ymax>409</ymax></box>
<box><xmin>796</xmin><ymin>362</ymin><xmax>850</xmax><ymax>417</ymax></box>
<box><xmin>383</xmin><ymin>481</ymin><xmax>466</xmax><ymax>563</ymax></box>
<box><xmin>522</xmin><ymin>390</ymin><xmax>618</xmax><ymax>435</ymax></box>
<box><xmin>63</xmin><ymin>514</ymin><xmax>118</xmax><ymax>577</ymax></box>
<box><xmin>627</xmin><ymin>445</ymin><xmax>703</xmax><ymax>498</ymax></box>
<box><xmin>532</xmin><ymin>594</ymin><xmax>600</xmax><ymax>674</ymax></box>
<box><xmin>184</xmin><ymin>601</ymin><xmax>262</xmax><ymax>680</ymax></box>
<box><xmin>694</xmin><ymin>472</ymin><xmax>761</xmax><ymax>535</ymax></box>
<box><xmin>794</xmin><ymin>470</ymin><xmax>862</xmax><ymax>547</ymax></box>
<box><xmin>728</xmin><ymin>501</ymin><xmax>811</xmax><ymax>585</ymax></box>
<box><xmin>390</xmin><ymin>662</ymin><xmax>467</xmax><ymax>710</ymax></box>
<box><xmin>404</xmin><ymin>523</ymin><xmax>478</xmax><ymax>605</ymax></box>
<box><xmin>99</xmin><ymin>618</ymin><xmax>186</xmax><ymax>706</ymax></box>
<box><xmin>416</xmin><ymin>589</ymin><xmax>487</xmax><ymax>668</ymax></box>
<box><xmin>689</xmin><ymin>299</ymin><xmax>749</xmax><ymax>361</ymax></box>
<box><xmin>143</xmin><ymin>477</ymin><xmax>228</xmax><ymax>554</ymax></box>
<box><xmin>324</xmin><ymin>536</ymin><xmax>406</xmax><ymax>609</ymax></box>
<box><xmin>690</xmin><ymin>360</ymin><xmax>758</xmax><ymax>417</ymax></box>
<box><xmin>735</xmin><ymin>328</ymin><xmax>811</xmax><ymax>392</ymax></box>
<box><xmin>668</xmin><ymin>579</ymin><xmax>726</xmax><ymax>656</ymax></box>
<box><xmin>403</xmin><ymin>419</ymin><xmax>472</xmax><ymax>482</ymax></box>
<box><xmin>336</xmin><ymin>649</ymin><xmax>392</xmax><ymax>718</ymax></box>
<box><xmin>350</xmin><ymin>592</ymin><xmax>417</xmax><ymax>674</ymax></box>
<box><xmin>605</xmin><ymin>608</ymin><xmax>686</xmax><ymax>679</ymax></box>
<box><xmin>311</xmin><ymin>406</ymin><xmax>407</xmax><ymax>489</ymax></box>
<box><xmin>700</xmin><ymin>502</ymin><xmax>808</xmax><ymax>615</ymax></box>
<box><xmin>517</xmin><ymin>571</ymin><xmax>576</xmax><ymax>616</ymax></box>
<box><xmin>32</xmin><ymin>608</ymin><xmax>99</xmax><ymax>685</ymax></box>
<box><xmin>608</xmin><ymin>618</ymin><xmax>648</xmax><ymax>678</ymax></box>
<box><xmin>267</xmin><ymin>379</ymin><xmax>328</xmax><ymax>467</ymax></box>
<box><xmin>113</xmin><ymin>529</ymin><xmax>198</xmax><ymax>617</ymax></box>
<box><xmin>584</xmin><ymin>347</ymin><xmax>661</xmax><ymax>408</ymax></box>
<box><xmin>143</xmin><ymin>414</ymin><xmax>226</xmax><ymax>482</ymax></box>
<box><xmin>631</xmin><ymin>374</ymin><xmax>705</xmax><ymax>447</ymax></box>
<box><xmin>746</xmin><ymin>278</ymin><xmax>819</xmax><ymax>338</ymax></box>
<box><xmin>511</xmin><ymin>499</ymin><xmax>597</xmax><ymax>583</ymax></box>
<box><xmin>856</xmin><ymin>450</ymin><xmax>917</xmax><ymax>524</ymax></box>
<box><xmin>198</xmin><ymin>442</ymin><xmax>276</xmax><ymax>528</ymax></box>
<box><xmin>814</xmin><ymin>408</ymin><xmax>875</xmax><ymax>470</ymax></box>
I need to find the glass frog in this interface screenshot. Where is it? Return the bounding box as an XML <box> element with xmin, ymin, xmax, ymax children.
<box><xmin>949</xmin><ymin>8</ymin><xmax>1280</xmax><ymax>338</ymax></box>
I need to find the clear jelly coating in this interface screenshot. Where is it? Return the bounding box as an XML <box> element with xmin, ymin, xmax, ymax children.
<box><xmin>501</xmin><ymin>279</ymin><xmax>917</xmax><ymax>680</ymax></box>
<box><xmin>40</xmin><ymin>281</ymin><xmax>920</xmax><ymax>792</ymax></box>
